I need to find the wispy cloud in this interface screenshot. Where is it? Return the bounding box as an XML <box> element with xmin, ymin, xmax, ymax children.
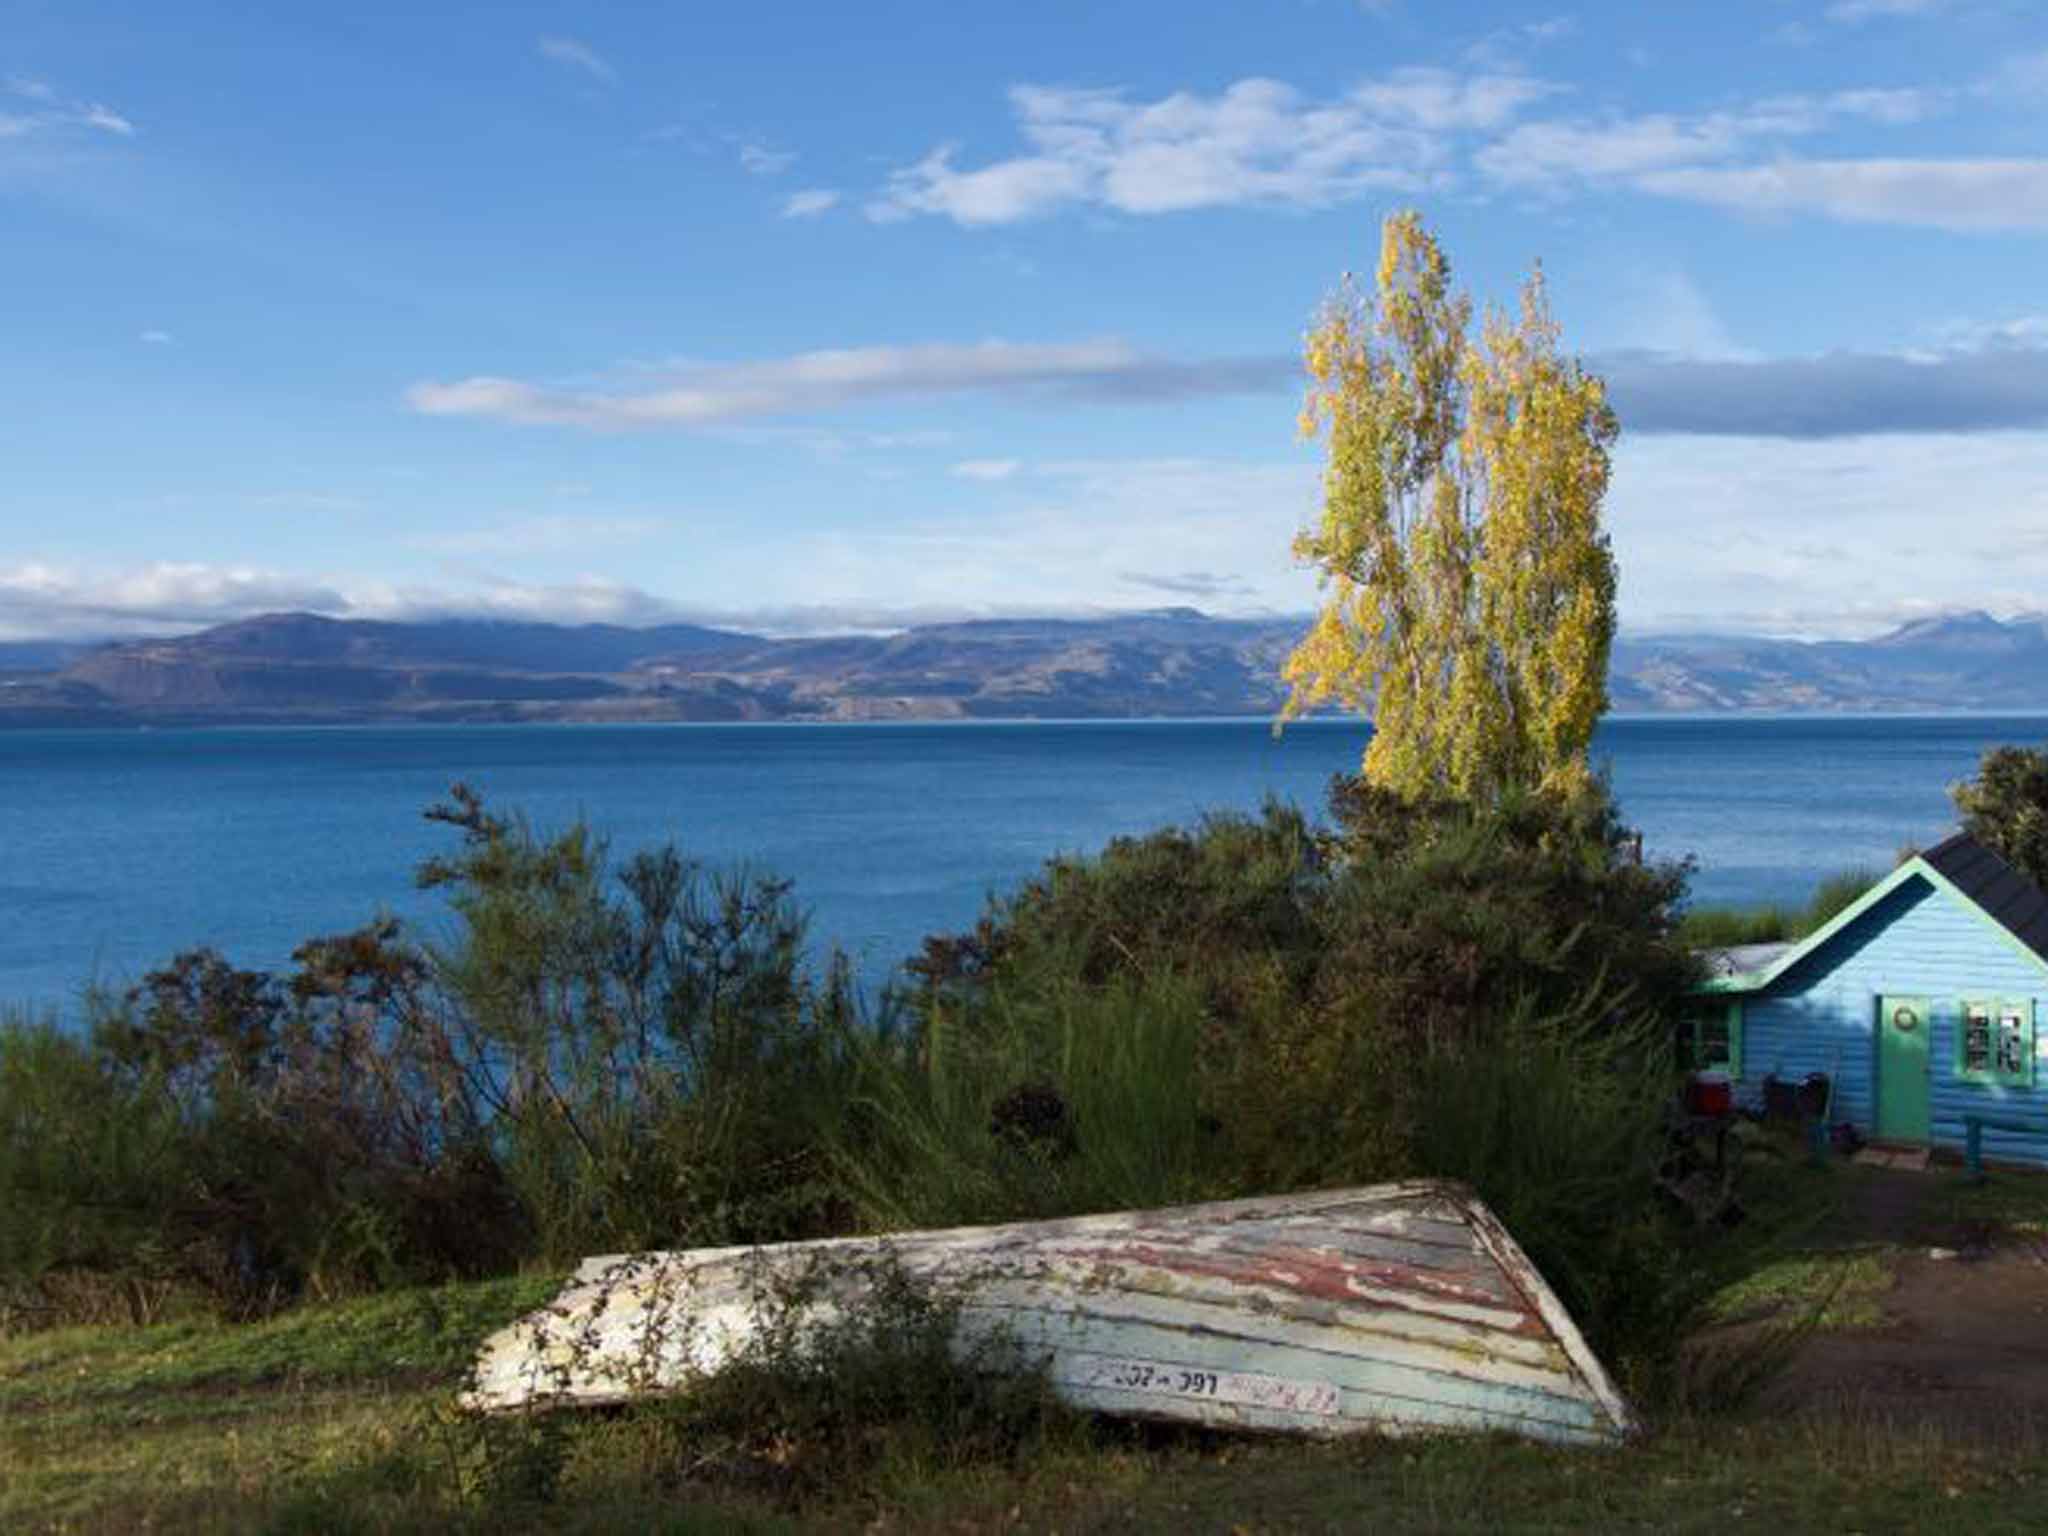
<box><xmin>537</xmin><ymin>35</ymin><xmax>616</xmax><ymax>85</ymax></box>
<box><xmin>949</xmin><ymin>458</ymin><xmax>1023</xmax><ymax>481</ymax></box>
<box><xmin>1</xmin><ymin>75</ymin><xmax>134</xmax><ymax>140</ymax></box>
<box><xmin>408</xmin><ymin>340</ymin><xmax>1294</xmax><ymax>430</ymax></box>
<box><xmin>1463</xmin><ymin>14</ymin><xmax>1576</xmax><ymax>71</ymax></box>
<box><xmin>1635</xmin><ymin>158</ymin><xmax>2048</xmax><ymax>231</ymax></box>
<box><xmin>738</xmin><ymin>141</ymin><xmax>796</xmax><ymax>175</ymax></box>
<box><xmin>1827</xmin><ymin>0</ymin><xmax>1951</xmax><ymax>21</ymax></box>
<box><xmin>138</xmin><ymin>329</ymin><xmax>173</xmax><ymax>346</ymax></box>
<box><xmin>868</xmin><ymin>69</ymin><xmax>1557</xmax><ymax>225</ymax></box>
<box><xmin>781</xmin><ymin>188</ymin><xmax>840</xmax><ymax>218</ymax></box>
<box><xmin>1119</xmin><ymin>568</ymin><xmax>1258</xmax><ymax>599</ymax></box>
<box><xmin>1476</xmin><ymin>89</ymin><xmax>1939</xmax><ymax>188</ymax></box>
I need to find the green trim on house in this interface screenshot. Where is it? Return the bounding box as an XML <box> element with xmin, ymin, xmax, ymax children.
<box><xmin>1877</xmin><ymin>994</ymin><xmax>1933</xmax><ymax>1143</ymax></box>
<box><xmin>1955</xmin><ymin>996</ymin><xmax>2035</xmax><ymax>1088</ymax></box>
<box><xmin>1694</xmin><ymin>856</ymin><xmax>2048</xmax><ymax>998</ymax></box>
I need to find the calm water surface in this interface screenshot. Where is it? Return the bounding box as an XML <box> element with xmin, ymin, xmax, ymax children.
<box><xmin>2</xmin><ymin>716</ymin><xmax>2041</xmax><ymax>1014</ymax></box>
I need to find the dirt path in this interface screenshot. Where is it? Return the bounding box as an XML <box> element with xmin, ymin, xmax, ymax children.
<box><xmin>1766</xmin><ymin>1167</ymin><xmax>2048</xmax><ymax>1432</ymax></box>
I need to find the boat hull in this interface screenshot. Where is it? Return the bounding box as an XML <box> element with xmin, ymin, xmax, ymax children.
<box><xmin>464</xmin><ymin>1179</ymin><xmax>1633</xmax><ymax>1445</ymax></box>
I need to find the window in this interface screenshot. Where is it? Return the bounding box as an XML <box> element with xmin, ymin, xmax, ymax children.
<box><xmin>1957</xmin><ymin>998</ymin><xmax>2034</xmax><ymax>1088</ymax></box>
<box><xmin>1682</xmin><ymin>1000</ymin><xmax>1743</xmax><ymax>1077</ymax></box>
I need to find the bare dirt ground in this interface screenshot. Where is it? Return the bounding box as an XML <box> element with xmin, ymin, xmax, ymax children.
<box><xmin>1765</xmin><ymin>1164</ymin><xmax>2048</xmax><ymax>1433</ymax></box>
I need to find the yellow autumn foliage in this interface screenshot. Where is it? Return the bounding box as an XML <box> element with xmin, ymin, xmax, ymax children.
<box><xmin>1281</xmin><ymin>210</ymin><xmax>1618</xmax><ymax>802</ymax></box>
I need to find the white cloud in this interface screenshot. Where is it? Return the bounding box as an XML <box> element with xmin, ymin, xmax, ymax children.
<box><xmin>80</xmin><ymin>104</ymin><xmax>131</xmax><ymax>135</ymax></box>
<box><xmin>138</xmin><ymin>329</ymin><xmax>173</xmax><ymax>346</ymax></box>
<box><xmin>773</xmin><ymin>457</ymin><xmax>1321</xmax><ymax>615</ymax></box>
<box><xmin>1635</xmin><ymin>159</ymin><xmax>2048</xmax><ymax>231</ymax></box>
<box><xmin>1606</xmin><ymin>271</ymin><xmax>1750</xmax><ymax>361</ymax></box>
<box><xmin>0</xmin><ymin>561</ymin><xmax>717</xmax><ymax>641</ymax></box>
<box><xmin>537</xmin><ymin>36</ymin><xmax>615</xmax><ymax>84</ymax></box>
<box><xmin>0</xmin><ymin>562</ymin><xmax>350</xmax><ymax>640</ymax></box>
<box><xmin>1827</xmin><ymin>0</ymin><xmax>1950</xmax><ymax>21</ymax></box>
<box><xmin>407</xmin><ymin>339</ymin><xmax>1292</xmax><ymax>429</ymax></box>
<box><xmin>1478</xmin><ymin>113</ymin><xmax>1748</xmax><ymax>185</ymax></box>
<box><xmin>868</xmin><ymin>69</ymin><xmax>1556</xmax><ymax>225</ymax></box>
<box><xmin>1609</xmin><ymin>430</ymin><xmax>2048</xmax><ymax>637</ymax></box>
<box><xmin>1985</xmin><ymin>49</ymin><xmax>2048</xmax><ymax>102</ymax></box>
<box><xmin>781</xmin><ymin>188</ymin><xmax>840</xmax><ymax>218</ymax></box>
<box><xmin>1477</xmin><ymin>89</ymin><xmax>1939</xmax><ymax>188</ymax></box>
<box><xmin>0</xmin><ymin>76</ymin><xmax>135</xmax><ymax>141</ymax></box>
<box><xmin>949</xmin><ymin>458</ymin><xmax>1023</xmax><ymax>481</ymax></box>
<box><xmin>1463</xmin><ymin>15</ymin><xmax>1576</xmax><ymax>71</ymax></box>
<box><xmin>738</xmin><ymin>142</ymin><xmax>796</xmax><ymax>176</ymax></box>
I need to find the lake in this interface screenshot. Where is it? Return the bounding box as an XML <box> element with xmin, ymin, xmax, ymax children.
<box><xmin>3</xmin><ymin>715</ymin><xmax>2043</xmax><ymax>1015</ymax></box>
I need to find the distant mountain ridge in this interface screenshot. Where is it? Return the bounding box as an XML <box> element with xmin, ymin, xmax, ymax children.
<box><xmin>6</xmin><ymin>608</ymin><xmax>2048</xmax><ymax>726</ymax></box>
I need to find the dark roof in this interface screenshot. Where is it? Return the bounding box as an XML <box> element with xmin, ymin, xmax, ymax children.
<box><xmin>1922</xmin><ymin>831</ymin><xmax>2048</xmax><ymax>965</ymax></box>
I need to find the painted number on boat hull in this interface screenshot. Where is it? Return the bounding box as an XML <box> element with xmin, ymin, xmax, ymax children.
<box><xmin>1073</xmin><ymin>1355</ymin><xmax>1340</xmax><ymax>1416</ymax></box>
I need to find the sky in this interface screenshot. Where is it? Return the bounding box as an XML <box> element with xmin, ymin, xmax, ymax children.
<box><xmin>4</xmin><ymin>0</ymin><xmax>2047</xmax><ymax>643</ymax></box>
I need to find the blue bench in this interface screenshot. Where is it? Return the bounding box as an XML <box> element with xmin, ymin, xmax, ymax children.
<box><xmin>1962</xmin><ymin>1113</ymin><xmax>2048</xmax><ymax>1180</ymax></box>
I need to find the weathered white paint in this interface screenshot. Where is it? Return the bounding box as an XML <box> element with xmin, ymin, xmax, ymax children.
<box><xmin>464</xmin><ymin>1179</ymin><xmax>1633</xmax><ymax>1446</ymax></box>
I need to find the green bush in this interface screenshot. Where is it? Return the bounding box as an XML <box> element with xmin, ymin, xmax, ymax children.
<box><xmin>417</xmin><ymin>785</ymin><xmax>867</xmax><ymax>1262</ymax></box>
<box><xmin>862</xmin><ymin>775</ymin><xmax>1708</xmax><ymax>1381</ymax></box>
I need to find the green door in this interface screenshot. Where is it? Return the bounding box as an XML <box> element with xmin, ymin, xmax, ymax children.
<box><xmin>1876</xmin><ymin>995</ymin><xmax>1932</xmax><ymax>1142</ymax></box>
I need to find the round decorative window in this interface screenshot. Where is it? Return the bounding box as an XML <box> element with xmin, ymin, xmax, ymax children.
<box><xmin>1892</xmin><ymin>1006</ymin><xmax>1919</xmax><ymax>1032</ymax></box>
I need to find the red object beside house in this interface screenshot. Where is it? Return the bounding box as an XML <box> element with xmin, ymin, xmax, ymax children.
<box><xmin>1685</xmin><ymin>1071</ymin><xmax>1733</xmax><ymax>1117</ymax></box>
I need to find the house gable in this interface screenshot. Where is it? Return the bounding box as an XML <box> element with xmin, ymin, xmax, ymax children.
<box><xmin>1697</xmin><ymin>841</ymin><xmax>2048</xmax><ymax>998</ymax></box>
<box><xmin>1724</xmin><ymin>868</ymin><xmax>2048</xmax><ymax>1160</ymax></box>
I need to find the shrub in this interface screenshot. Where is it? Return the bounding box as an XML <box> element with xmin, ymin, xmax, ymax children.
<box><xmin>640</xmin><ymin>1247</ymin><xmax>1076</xmax><ymax>1500</ymax></box>
<box><xmin>417</xmin><ymin>785</ymin><xmax>868</xmax><ymax>1261</ymax></box>
<box><xmin>871</xmin><ymin>775</ymin><xmax>1706</xmax><ymax>1380</ymax></box>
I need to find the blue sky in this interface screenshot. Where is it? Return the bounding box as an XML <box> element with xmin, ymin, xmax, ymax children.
<box><xmin>4</xmin><ymin>0</ymin><xmax>2046</xmax><ymax>642</ymax></box>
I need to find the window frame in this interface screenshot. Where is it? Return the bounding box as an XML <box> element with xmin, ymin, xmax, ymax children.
<box><xmin>1684</xmin><ymin>999</ymin><xmax>1743</xmax><ymax>1079</ymax></box>
<box><xmin>1956</xmin><ymin>996</ymin><xmax>2034</xmax><ymax>1088</ymax></box>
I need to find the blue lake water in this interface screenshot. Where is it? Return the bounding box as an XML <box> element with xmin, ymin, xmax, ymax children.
<box><xmin>2</xmin><ymin>715</ymin><xmax>2044</xmax><ymax>1015</ymax></box>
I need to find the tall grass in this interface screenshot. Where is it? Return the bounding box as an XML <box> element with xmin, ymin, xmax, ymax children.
<box><xmin>1677</xmin><ymin>866</ymin><xmax>1883</xmax><ymax>949</ymax></box>
<box><xmin>837</xmin><ymin>964</ymin><xmax>1214</xmax><ymax>1231</ymax></box>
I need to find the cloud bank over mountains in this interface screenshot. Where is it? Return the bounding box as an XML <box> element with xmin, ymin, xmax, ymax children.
<box><xmin>409</xmin><ymin>331</ymin><xmax>2048</xmax><ymax>441</ymax></box>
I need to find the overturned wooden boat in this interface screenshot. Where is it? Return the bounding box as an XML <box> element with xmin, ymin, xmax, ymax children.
<box><xmin>465</xmin><ymin>1179</ymin><xmax>1633</xmax><ymax>1445</ymax></box>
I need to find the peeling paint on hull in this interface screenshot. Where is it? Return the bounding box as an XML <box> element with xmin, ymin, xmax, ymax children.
<box><xmin>463</xmin><ymin>1179</ymin><xmax>1633</xmax><ymax>1446</ymax></box>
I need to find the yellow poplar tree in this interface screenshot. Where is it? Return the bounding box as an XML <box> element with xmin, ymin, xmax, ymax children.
<box><xmin>1281</xmin><ymin>210</ymin><xmax>1618</xmax><ymax>802</ymax></box>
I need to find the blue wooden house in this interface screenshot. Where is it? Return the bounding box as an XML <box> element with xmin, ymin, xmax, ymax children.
<box><xmin>1692</xmin><ymin>832</ymin><xmax>2048</xmax><ymax>1168</ymax></box>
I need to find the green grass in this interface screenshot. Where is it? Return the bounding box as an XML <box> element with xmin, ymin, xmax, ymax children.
<box><xmin>16</xmin><ymin>1158</ymin><xmax>2048</xmax><ymax>1533</ymax></box>
<box><xmin>12</xmin><ymin>1372</ymin><xmax>2048</xmax><ymax>1534</ymax></box>
<box><xmin>1706</xmin><ymin>1250</ymin><xmax>1896</xmax><ymax>1330</ymax></box>
<box><xmin>0</xmin><ymin>1273</ymin><xmax>560</xmax><ymax>1416</ymax></box>
<box><xmin>1677</xmin><ymin>867</ymin><xmax>1884</xmax><ymax>951</ymax></box>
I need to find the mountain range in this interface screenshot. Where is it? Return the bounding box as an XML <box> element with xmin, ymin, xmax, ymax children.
<box><xmin>5</xmin><ymin>608</ymin><xmax>2048</xmax><ymax>727</ymax></box>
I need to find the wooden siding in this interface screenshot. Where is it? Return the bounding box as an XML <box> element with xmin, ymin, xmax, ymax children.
<box><xmin>1734</xmin><ymin>873</ymin><xmax>2048</xmax><ymax>1165</ymax></box>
